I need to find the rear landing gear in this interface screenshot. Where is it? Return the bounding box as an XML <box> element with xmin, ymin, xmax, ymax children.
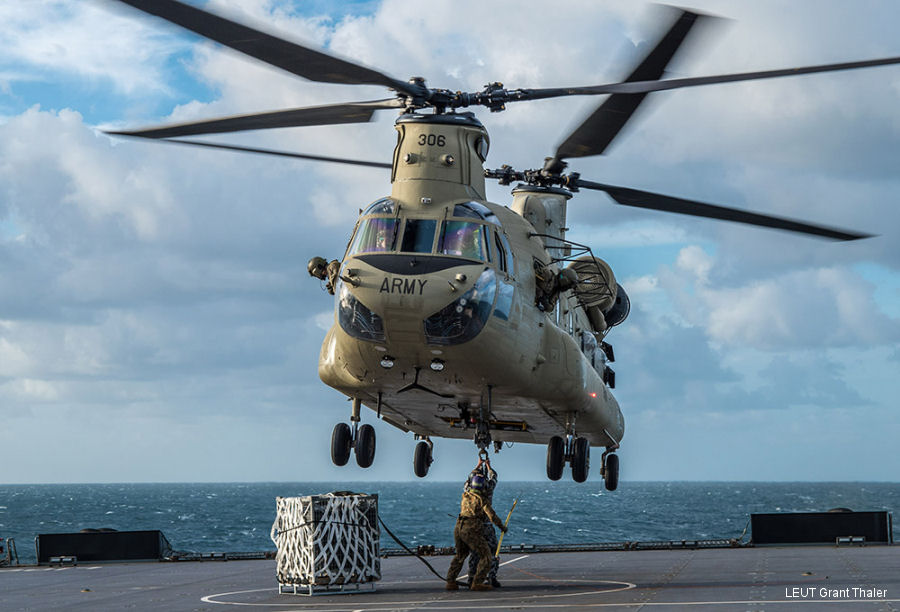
<box><xmin>330</xmin><ymin>398</ymin><xmax>377</xmax><ymax>469</ymax></box>
<box><xmin>602</xmin><ymin>451</ymin><xmax>619</xmax><ymax>491</ymax></box>
<box><xmin>547</xmin><ymin>413</ymin><xmax>591</xmax><ymax>482</ymax></box>
<box><xmin>413</xmin><ymin>437</ymin><xmax>433</xmax><ymax>478</ymax></box>
<box><xmin>546</xmin><ymin>436</ymin><xmax>564</xmax><ymax>480</ymax></box>
<box><xmin>571</xmin><ymin>437</ymin><xmax>590</xmax><ymax>483</ymax></box>
<box><xmin>545</xmin><ymin>434</ymin><xmax>591</xmax><ymax>482</ymax></box>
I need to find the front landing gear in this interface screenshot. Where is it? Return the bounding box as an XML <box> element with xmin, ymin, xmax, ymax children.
<box><xmin>413</xmin><ymin>437</ymin><xmax>433</xmax><ymax>478</ymax></box>
<box><xmin>331</xmin><ymin>423</ymin><xmax>352</xmax><ymax>466</ymax></box>
<box><xmin>330</xmin><ymin>398</ymin><xmax>377</xmax><ymax>469</ymax></box>
<box><xmin>330</xmin><ymin>421</ymin><xmax>377</xmax><ymax>468</ymax></box>
<box><xmin>356</xmin><ymin>424</ymin><xmax>376</xmax><ymax>468</ymax></box>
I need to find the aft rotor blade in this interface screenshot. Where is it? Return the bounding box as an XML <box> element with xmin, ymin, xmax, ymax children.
<box><xmin>117</xmin><ymin>137</ymin><xmax>392</xmax><ymax>169</ymax></box>
<box><xmin>112</xmin><ymin>0</ymin><xmax>418</xmax><ymax>96</ymax></box>
<box><xmin>576</xmin><ymin>179</ymin><xmax>873</xmax><ymax>241</ymax></box>
<box><xmin>526</xmin><ymin>55</ymin><xmax>900</xmax><ymax>100</ymax></box>
<box><xmin>105</xmin><ymin>99</ymin><xmax>404</xmax><ymax>139</ymax></box>
<box><xmin>555</xmin><ymin>9</ymin><xmax>708</xmax><ymax>161</ymax></box>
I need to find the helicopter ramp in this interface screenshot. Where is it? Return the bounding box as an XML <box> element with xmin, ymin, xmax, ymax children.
<box><xmin>2</xmin><ymin>545</ymin><xmax>898</xmax><ymax>611</ymax></box>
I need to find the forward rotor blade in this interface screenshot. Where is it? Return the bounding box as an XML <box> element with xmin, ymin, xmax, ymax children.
<box><xmin>112</xmin><ymin>0</ymin><xmax>418</xmax><ymax>96</ymax></box>
<box><xmin>105</xmin><ymin>99</ymin><xmax>403</xmax><ymax>139</ymax></box>
<box><xmin>555</xmin><ymin>9</ymin><xmax>708</xmax><ymax>161</ymax></box>
<box><xmin>576</xmin><ymin>179</ymin><xmax>872</xmax><ymax>241</ymax></box>
<box><xmin>114</xmin><ymin>136</ymin><xmax>392</xmax><ymax>169</ymax></box>
<box><xmin>526</xmin><ymin>55</ymin><xmax>900</xmax><ymax>100</ymax></box>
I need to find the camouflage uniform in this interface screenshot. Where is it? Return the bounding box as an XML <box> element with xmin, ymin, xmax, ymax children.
<box><xmin>466</xmin><ymin>465</ymin><xmax>500</xmax><ymax>584</ymax></box>
<box><xmin>323</xmin><ymin>259</ymin><xmax>341</xmax><ymax>295</ymax></box>
<box><xmin>445</xmin><ymin>488</ymin><xmax>504</xmax><ymax>587</ymax></box>
<box><xmin>308</xmin><ymin>258</ymin><xmax>342</xmax><ymax>295</ymax></box>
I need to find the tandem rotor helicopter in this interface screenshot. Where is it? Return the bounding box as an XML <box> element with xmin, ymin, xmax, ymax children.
<box><xmin>105</xmin><ymin>0</ymin><xmax>896</xmax><ymax>485</ymax></box>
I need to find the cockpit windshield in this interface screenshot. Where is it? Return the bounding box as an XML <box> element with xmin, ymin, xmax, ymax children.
<box><xmin>438</xmin><ymin>220</ymin><xmax>488</xmax><ymax>261</ymax></box>
<box><xmin>350</xmin><ymin>217</ymin><xmax>398</xmax><ymax>254</ymax></box>
<box><xmin>400</xmin><ymin>218</ymin><xmax>437</xmax><ymax>253</ymax></box>
<box><xmin>348</xmin><ymin>199</ymin><xmax>501</xmax><ymax>262</ymax></box>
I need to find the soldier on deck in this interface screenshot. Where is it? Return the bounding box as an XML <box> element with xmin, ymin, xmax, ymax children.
<box><xmin>465</xmin><ymin>457</ymin><xmax>502</xmax><ymax>588</ymax></box>
<box><xmin>445</xmin><ymin>470</ymin><xmax>507</xmax><ymax>591</ymax></box>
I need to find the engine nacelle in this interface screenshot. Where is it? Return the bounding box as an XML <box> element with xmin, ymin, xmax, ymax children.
<box><xmin>568</xmin><ymin>256</ymin><xmax>629</xmax><ymax>332</ymax></box>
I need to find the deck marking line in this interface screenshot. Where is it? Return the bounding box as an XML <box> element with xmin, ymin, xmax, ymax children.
<box><xmin>202</xmin><ymin>596</ymin><xmax>900</xmax><ymax>610</ymax></box>
<box><xmin>457</xmin><ymin>553</ymin><xmax>529</xmax><ymax>581</ymax></box>
<box><xmin>199</xmin><ymin>581</ymin><xmax>634</xmax><ymax>608</ymax></box>
<box><xmin>499</xmin><ymin>554</ymin><xmax>528</xmax><ymax>567</ymax></box>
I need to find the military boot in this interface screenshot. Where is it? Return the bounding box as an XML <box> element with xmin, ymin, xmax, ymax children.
<box><xmin>491</xmin><ymin>577</ymin><xmax>502</xmax><ymax>588</ymax></box>
<box><xmin>471</xmin><ymin>583</ymin><xmax>493</xmax><ymax>591</ymax></box>
<box><xmin>445</xmin><ymin>581</ymin><xmax>459</xmax><ymax>591</ymax></box>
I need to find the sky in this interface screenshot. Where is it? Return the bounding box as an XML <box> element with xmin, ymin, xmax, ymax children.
<box><xmin>1</xmin><ymin>0</ymin><xmax>899</xmax><ymax>484</ymax></box>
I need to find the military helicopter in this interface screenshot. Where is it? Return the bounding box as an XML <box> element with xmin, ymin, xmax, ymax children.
<box><xmin>104</xmin><ymin>0</ymin><xmax>895</xmax><ymax>485</ymax></box>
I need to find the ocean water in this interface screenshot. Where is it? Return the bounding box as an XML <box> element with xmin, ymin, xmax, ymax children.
<box><xmin>1</xmin><ymin>482</ymin><xmax>897</xmax><ymax>565</ymax></box>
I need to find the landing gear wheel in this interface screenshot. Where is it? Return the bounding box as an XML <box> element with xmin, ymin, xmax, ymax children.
<box><xmin>604</xmin><ymin>453</ymin><xmax>619</xmax><ymax>491</ymax></box>
<box><xmin>546</xmin><ymin>436</ymin><xmax>564</xmax><ymax>481</ymax></box>
<box><xmin>571</xmin><ymin>437</ymin><xmax>590</xmax><ymax>483</ymax></box>
<box><xmin>355</xmin><ymin>424</ymin><xmax>376</xmax><ymax>468</ymax></box>
<box><xmin>413</xmin><ymin>441</ymin><xmax>432</xmax><ymax>478</ymax></box>
<box><xmin>331</xmin><ymin>423</ymin><xmax>352</xmax><ymax>467</ymax></box>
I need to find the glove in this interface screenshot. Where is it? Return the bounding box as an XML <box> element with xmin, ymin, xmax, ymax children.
<box><xmin>500</xmin><ymin>525</ymin><xmax>508</xmax><ymax>534</ymax></box>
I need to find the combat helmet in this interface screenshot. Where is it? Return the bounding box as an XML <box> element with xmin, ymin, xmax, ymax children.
<box><xmin>307</xmin><ymin>256</ymin><xmax>328</xmax><ymax>279</ymax></box>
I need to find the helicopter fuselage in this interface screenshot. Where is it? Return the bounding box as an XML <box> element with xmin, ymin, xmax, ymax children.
<box><xmin>317</xmin><ymin>114</ymin><xmax>624</xmax><ymax>450</ymax></box>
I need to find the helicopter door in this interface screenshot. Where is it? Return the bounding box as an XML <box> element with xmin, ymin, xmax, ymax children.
<box><xmin>492</xmin><ymin>230</ymin><xmax>516</xmax><ymax>321</ymax></box>
<box><xmin>493</xmin><ymin>231</ymin><xmax>515</xmax><ymax>277</ymax></box>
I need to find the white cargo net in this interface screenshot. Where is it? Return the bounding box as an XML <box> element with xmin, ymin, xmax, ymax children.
<box><xmin>270</xmin><ymin>494</ymin><xmax>380</xmax><ymax>587</ymax></box>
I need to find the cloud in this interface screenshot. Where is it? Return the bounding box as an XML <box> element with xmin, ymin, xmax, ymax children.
<box><xmin>0</xmin><ymin>1</ymin><xmax>191</xmax><ymax>96</ymax></box>
<box><xmin>655</xmin><ymin>246</ymin><xmax>900</xmax><ymax>350</ymax></box>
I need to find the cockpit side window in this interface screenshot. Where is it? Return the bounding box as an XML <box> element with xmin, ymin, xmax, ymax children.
<box><xmin>400</xmin><ymin>218</ymin><xmax>437</xmax><ymax>253</ymax></box>
<box><xmin>438</xmin><ymin>220</ymin><xmax>487</xmax><ymax>261</ymax></box>
<box><xmin>350</xmin><ymin>217</ymin><xmax>398</xmax><ymax>254</ymax></box>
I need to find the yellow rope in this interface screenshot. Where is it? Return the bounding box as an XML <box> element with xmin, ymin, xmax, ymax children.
<box><xmin>494</xmin><ymin>498</ymin><xmax>518</xmax><ymax>557</ymax></box>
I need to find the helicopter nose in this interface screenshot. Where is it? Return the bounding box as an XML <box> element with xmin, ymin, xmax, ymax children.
<box><xmin>338</xmin><ymin>255</ymin><xmax>489</xmax><ymax>348</ymax></box>
<box><xmin>382</xmin><ymin>307</ymin><xmax>426</xmax><ymax>345</ymax></box>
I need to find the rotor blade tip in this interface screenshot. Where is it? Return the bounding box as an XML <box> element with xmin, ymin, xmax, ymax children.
<box><xmin>842</xmin><ymin>232</ymin><xmax>876</xmax><ymax>241</ymax></box>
